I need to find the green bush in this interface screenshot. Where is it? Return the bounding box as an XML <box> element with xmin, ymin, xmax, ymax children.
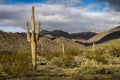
<box><xmin>0</xmin><ymin>53</ymin><xmax>33</xmax><ymax>77</ymax></box>
<box><xmin>83</xmin><ymin>49</ymin><xmax>108</xmax><ymax>64</ymax></box>
<box><xmin>109</xmin><ymin>46</ymin><xmax>120</xmax><ymax>57</ymax></box>
<box><xmin>39</xmin><ymin>50</ymin><xmax>62</xmax><ymax>60</ymax></box>
<box><xmin>51</xmin><ymin>55</ymin><xmax>76</xmax><ymax>68</ymax></box>
<box><xmin>65</xmin><ymin>48</ymin><xmax>81</xmax><ymax>56</ymax></box>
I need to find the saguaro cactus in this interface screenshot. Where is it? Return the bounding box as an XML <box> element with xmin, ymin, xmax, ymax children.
<box><xmin>62</xmin><ymin>43</ymin><xmax>65</xmax><ymax>57</ymax></box>
<box><xmin>92</xmin><ymin>42</ymin><xmax>95</xmax><ymax>53</ymax></box>
<box><xmin>25</xmin><ymin>6</ymin><xmax>40</xmax><ymax>70</ymax></box>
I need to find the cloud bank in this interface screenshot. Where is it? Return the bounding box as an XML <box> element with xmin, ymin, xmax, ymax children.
<box><xmin>100</xmin><ymin>0</ymin><xmax>120</xmax><ymax>11</ymax></box>
<box><xmin>0</xmin><ymin>0</ymin><xmax>120</xmax><ymax>33</ymax></box>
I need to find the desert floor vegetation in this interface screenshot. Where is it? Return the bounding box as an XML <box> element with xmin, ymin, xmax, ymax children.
<box><xmin>0</xmin><ymin>39</ymin><xmax>120</xmax><ymax>80</ymax></box>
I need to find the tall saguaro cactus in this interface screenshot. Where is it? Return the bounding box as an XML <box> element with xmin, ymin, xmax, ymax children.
<box><xmin>25</xmin><ymin>6</ymin><xmax>40</xmax><ymax>70</ymax></box>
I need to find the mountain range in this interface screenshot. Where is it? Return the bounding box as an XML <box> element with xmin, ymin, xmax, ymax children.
<box><xmin>0</xmin><ymin>26</ymin><xmax>120</xmax><ymax>53</ymax></box>
<box><xmin>17</xmin><ymin>29</ymin><xmax>97</xmax><ymax>40</ymax></box>
<box><xmin>17</xmin><ymin>26</ymin><xmax>120</xmax><ymax>45</ymax></box>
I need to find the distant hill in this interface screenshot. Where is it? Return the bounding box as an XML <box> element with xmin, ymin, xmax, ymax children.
<box><xmin>0</xmin><ymin>30</ymin><xmax>84</xmax><ymax>53</ymax></box>
<box><xmin>70</xmin><ymin>32</ymin><xmax>96</xmax><ymax>40</ymax></box>
<box><xmin>0</xmin><ymin>30</ymin><xmax>29</xmax><ymax>53</ymax></box>
<box><xmin>54</xmin><ymin>37</ymin><xmax>83</xmax><ymax>48</ymax></box>
<box><xmin>76</xmin><ymin>26</ymin><xmax>120</xmax><ymax>46</ymax></box>
<box><xmin>37</xmin><ymin>36</ymin><xmax>84</xmax><ymax>52</ymax></box>
<box><xmin>41</xmin><ymin>30</ymin><xmax>70</xmax><ymax>38</ymax></box>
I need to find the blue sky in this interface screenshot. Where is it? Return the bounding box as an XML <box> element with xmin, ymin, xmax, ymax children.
<box><xmin>0</xmin><ymin>0</ymin><xmax>120</xmax><ymax>33</ymax></box>
<box><xmin>1</xmin><ymin>0</ymin><xmax>106</xmax><ymax>9</ymax></box>
<box><xmin>81</xmin><ymin>0</ymin><xmax>106</xmax><ymax>12</ymax></box>
<box><xmin>1</xmin><ymin>0</ymin><xmax>45</xmax><ymax>4</ymax></box>
<box><xmin>1</xmin><ymin>0</ymin><xmax>106</xmax><ymax>11</ymax></box>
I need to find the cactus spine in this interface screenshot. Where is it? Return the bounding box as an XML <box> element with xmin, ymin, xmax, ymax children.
<box><xmin>25</xmin><ymin>6</ymin><xmax>40</xmax><ymax>70</ymax></box>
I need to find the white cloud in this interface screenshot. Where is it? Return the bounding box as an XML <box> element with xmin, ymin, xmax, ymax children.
<box><xmin>46</xmin><ymin>0</ymin><xmax>81</xmax><ymax>7</ymax></box>
<box><xmin>0</xmin><ymin>3</ymin><xmax>120</xmax><ymax>33</ymax></box>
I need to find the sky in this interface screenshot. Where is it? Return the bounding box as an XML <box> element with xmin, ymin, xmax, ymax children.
<box><xmin>0</xmin><ymin>0</ymin><xmax>120</xmax><ymax>33</ymax></box>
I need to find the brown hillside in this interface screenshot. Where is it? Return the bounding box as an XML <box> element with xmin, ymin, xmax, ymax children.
<box><xmin>0</xmin><ymin>30</ymin><xmax>30</xmax><ymax>53</ymax></box>
<box><xmin>87</xmin><ymin>27</ymin><xmax>120</xmax><ymax>43</ymax></box>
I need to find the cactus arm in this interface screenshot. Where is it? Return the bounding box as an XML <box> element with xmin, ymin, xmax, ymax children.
<box><xmin>25</xmin><ymin>21</ymin><xmax>31</xmax><ymax>42</ymax></box>
<box><xmin>31</xmin><ymin>6</ymin><xmax>35</xmax><ymax>42</ymax></box>
<box><xmin>36</xmin><ymin>21</ymin><xmax>40</xmax><ymax>41</ymax></box>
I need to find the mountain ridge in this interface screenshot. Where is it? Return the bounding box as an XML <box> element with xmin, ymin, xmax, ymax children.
<box><xmin>0</xmin><ymin>25</ymin><xmax>119</xmax><ymax>50</ymax></box>
<box><xmin>75</xmin><ymin>26</ymin><xmax>120</xmax><ymax>45</ymax></box>
<box><xmin>17</xmin><ymin>30</ymin><xmax>97</xmax><ymax>40</ymax></box>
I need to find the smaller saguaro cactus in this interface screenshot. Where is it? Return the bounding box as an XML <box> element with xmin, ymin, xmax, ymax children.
<box><xmin>25</xmin><ymin>6</ymin><xmax>41</xmax><ymax>70</ymax></box>
<box><xmin>62</xmin><ymin>43</ymin><xmax>65</xmax><ymax>57</ymax></box>
<box><xmin>92</xmin><ymin>42</ymin><xmax>95</xmax><ymax>53</ymax></box>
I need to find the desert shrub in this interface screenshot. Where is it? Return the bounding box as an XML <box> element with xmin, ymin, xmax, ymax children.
<box><xmin>63</xmin><ymin>55</ymin><xmax>76</xmax><ymax>68</ymax></box>
<box><xmin>65</xmin><ymin>48</ymin><xmax>82</xmax><ymax>56</ymax></box>
<box><xmin>51</xmin><ymin>57</ymin><xmax>63</xmax><ymax>67</ymax></box>
<box><xmin>94</xmin><ymin>64</ymin><xmax>120</xmax><ymax>75</ymax></box>
<box><xmin>97</xmin><ymin>40</ymin><xmax>120</xmax><ymax>57</ymax></box>
<box><xmin>108</xmin><ymin>46</ymin><xmax>120</xmax><ymax>57</ymax></box>
<box><xmin>39</xmin><ymin>48</ymin><xmax>82</xmax><ymax>61</ymax></box>
<box><xmin>109</xmin><ymin>57</ymin><xmax>120</xmax><ymax>65</ymax></box>
<box><xmin>112</xmin><ymin>72</ymin><xmax>120</xmax><ymax>80</ymax></box>
<box><xmin>0</xmin><ymin>53</ymin><xmax>33</xmax><ymax>77</ymax></box>
<box><xmin>70</xmin><ymin>74</ymin><xmax>85</xmax><ymax>80</ymax></box>
<box><xmin>39</xmin><ymin>50</ymin><xmax>62</xmax><ymax>60</ymax></box>
<box><xmin>51</xmin><ymin>55</ymin><xmax>76</xmax><ymax>68</ymax></box>
<box><xmin>78</xmin><ymin>58</ymin><xmax>104</xmax><ymax>75</ymax></box>
<box><xmin>93</xmin><ymin>55</ymin><xmax>108</xmax><ymax>64</ymax></box>
<box><xmin>83</xmin><ymin>49</ymin><xmax>108</xmax><ymax>64</ymax></box>
<box><xmin>95</xmin><ymin>67</ymin><xmax>112</xmax><ymax>74</ymax></box>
